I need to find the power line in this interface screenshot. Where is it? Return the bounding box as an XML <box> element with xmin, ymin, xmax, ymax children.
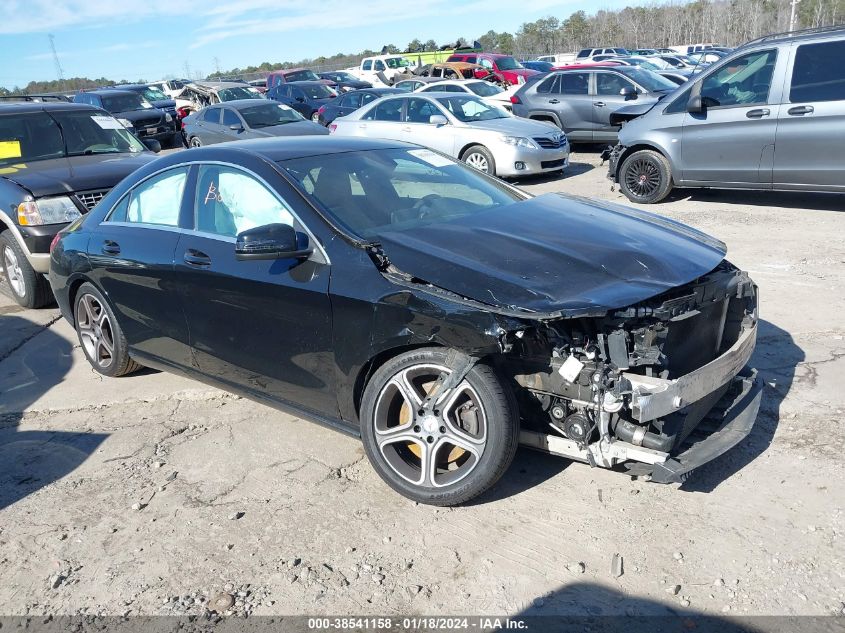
<box><xmin>48</xmin><ymin>34</ymin><xmax>65</xmax><ymax>86</ymax></box>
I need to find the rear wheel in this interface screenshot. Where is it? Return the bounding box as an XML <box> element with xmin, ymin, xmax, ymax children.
<box><xmin>311</xmin><ymin>111</ymin><xmax>320</xmax><ymax>123</ymax></box>
<box><xmin>618</xmin><ymin>149</ymin><xmax>674</xmax><ymax>204</ymax></box>
<box><xmin>461</xmin><ymin>145</ymin><xmax>496</xmax><ymax>176</ymax></box>
<box><xmin>360</xmin><ymin>348</ymin><xmax>519</xmax><ymax>506</ymax></box>
<box><xmin>0</xmin><ymin>230</ymin><xmax>52</xmax><ymax>308</ymax></box>
<box><xmin>73</xmin><ymin>282</ymin><xmax>141</xmax><ymax>377</ymax></box>
<box><xmin>189</xmin><ymin>136</ymin><xmax>202</xmax><ymax>148</ymax></box>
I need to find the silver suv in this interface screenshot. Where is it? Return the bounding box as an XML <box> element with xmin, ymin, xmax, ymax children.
<box><xmin>606</xmin><ymin>26</ymin><xmax>845</xmax><ymax>203</ymax></box>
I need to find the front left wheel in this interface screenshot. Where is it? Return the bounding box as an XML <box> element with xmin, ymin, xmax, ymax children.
<box><xmin>0</xmin><ymin>230</ymin><xmax>52</xmax><ymax>309</ymax></box>
<box><xmin>461</xmin><ymin>145</ymin><xmax>496</xmax><ymax>176</ymax></box>
<box><xmin>73</xmin><ymin>282</ymin><xmax>141</xmax><ymax>377</ymax></box>
<box><xmin>360</xmin><ymin>348</ymin><xmax>519</xmax><ymax>506</ymax></box>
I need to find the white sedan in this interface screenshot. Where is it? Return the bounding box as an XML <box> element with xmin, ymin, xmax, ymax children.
<box><xmin>329</xmin><ymin>93</ymin><xmax>568</xmax><ymax>178</ymax></box>
<box><xmin>414</xmin><ymin>79</ymin><xmax>515</xmax><ymax>111</ymax></box>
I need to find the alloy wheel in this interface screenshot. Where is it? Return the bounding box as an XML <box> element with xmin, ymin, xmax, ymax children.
<box><xmin>465</xmin><ymin>153</ymin><xmax>490</xmax><ymax>173</ymax></box>
<box><xmin>75</xmin><ymin>293</ymin><xmax>115</xmax><ymax>369</ymax></box>
<box><xmin>3</xmin><ymin>245</ymin><xmax>26</xmax><ymax>297</ymax></box>
<box><xmin>311</xmin><ymin>112</ymin><xmax>320</xmax><ymax>122</ymax></box>
<box><xmin>189</xmin><ymin>137</ymin><xmax>202</xmax><ymax>148</ymax></box>
<box><xmin>624</xmin><ymin>158</ymin><xmax>661</xmax><ymax>197</ymax></box>
<box><xmin>372</xmin><ymin>364</ymin><xmax>487</xmax><ymax>489</ymax></box>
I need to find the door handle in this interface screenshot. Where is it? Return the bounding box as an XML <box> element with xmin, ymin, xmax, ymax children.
<box><xmin>746</xmin><ymin>108</ymin><xmax>771</xmax><ymax>118</ymax></box>
<box><xmin>594</xmin><ymin>101</ymin><xmax>606</xmax><ymax>107</ymax></box>
<box><xmin>788</xmin><ymin>105</ymin><xmax>814</xmax><ymax>116</ymax></box>
<box><xmin>401</xmin><ymin>126</ymin><xmax>412</xmax><ymax>132</ymax></box>
<box><xmin>183</xmin><ymin>249</ymin><xmax>211</xmax><ymax>267</ymax></box>
<box><xmin>548</xmin><ymin>99</ymin><xmax>560</xmax><ymax>104</ymax></box>
<box><xmin>101</xmin><ymin>240</ymin><xmax>120</xmax><ymax>255</ymax></box>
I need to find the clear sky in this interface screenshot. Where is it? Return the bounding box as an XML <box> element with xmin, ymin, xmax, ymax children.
<box><xmin>0</xmin><ymin>0</ymin><xmax>633</xmax><ymax>90</ymax></box>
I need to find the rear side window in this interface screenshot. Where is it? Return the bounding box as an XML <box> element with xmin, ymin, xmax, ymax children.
<box><xmin>360</xmin><ymin>93</ymin><xmax>378</xmax><ymax>106</ymax></box>
<box><xmin>363</xmin><ymin>99</ymin><xmax>403</xmax><ymax>121</ymax></box>
<box><xmin>561</xmin><ymin>73</ymin><xmax>589</xmax><ymax>95</ymax></box>
<box><xmin>536</xmin><ymin>75</ymin><xmax>559</xmax><ymax>93</ymax></box>
<box><xmin>114</xmin><ymin>168</ymin><xmax>187</xmax><ymax>226</ymax></box>
<box><xmin>362</xmin><ymin>60</ymin><xmax>373</xmax><ymax>71</ymax></box>
<box><xmin>790</xmin><ymin>40</ymin><xmax>845</xmax><ymax>103</ymax></box>
<box><xmin>202</xmin><ymin>108</ymin><xmax>220</xmax><ymax>123</ymax></box>
<box><xmin>375</xmin><ymin>60</ymin><xmax>385</xmax><ymax>71</ymax></box>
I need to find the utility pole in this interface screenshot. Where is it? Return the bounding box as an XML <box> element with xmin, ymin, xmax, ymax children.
<box><xmin>789</xmin><ymin>0</ymin><xmax>800</xmax><ymax>32</ymax></box>
<box><xmin>213</xmin><ymin>57</ymin><xmax>221</xmax><ymax>76</ymax></box>
<box><xmin>48</xmin><ymin>34</ymin><xmax>64</xmax><ymax>91</ymax></box>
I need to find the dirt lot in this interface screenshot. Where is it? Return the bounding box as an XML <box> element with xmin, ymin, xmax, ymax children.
<box><xmin>0</xmin><ymin>146</ymin><xmax>843</xmax><ymax>618</ymax></box>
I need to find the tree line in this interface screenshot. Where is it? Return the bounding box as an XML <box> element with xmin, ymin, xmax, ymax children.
<box><xmin>4</xmin><ymin>0</ymin><xmax>843</xmax><ymax>94</ymax></box>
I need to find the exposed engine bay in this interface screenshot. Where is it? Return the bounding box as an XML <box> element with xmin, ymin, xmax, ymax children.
<box><xmin>500</xmin><ymin>260</ymin><xmax>759</xmax><ymax>482</ymax></box>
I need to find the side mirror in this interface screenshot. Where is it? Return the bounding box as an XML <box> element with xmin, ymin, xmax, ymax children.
<box><xmin>429</xmin><ymin>114</ymin><xmax>448</xmax><ymax>126</ymax></box>
<box><xmin>142</xmin><ymin>138</ymin><xmax>161</xmax><ymax>153</ymax></box>
<box><xmin>687</xmin><ymin>94</ymin><xmax>704</xmax><ymax>113</ymax></box>
<box><xmin>229</xmin><ymin>124</ymin><xmax>244</xmax><ymax>131</ymax></box>
<box><xmin>620</xmin><ymin>86</ymin><xmax>637</xmax><ymax>100</ymax></box>
<box><xmin>235</xmin><ymin>223</ymin><xmax>313</xmax><ymax>261</ymax></box>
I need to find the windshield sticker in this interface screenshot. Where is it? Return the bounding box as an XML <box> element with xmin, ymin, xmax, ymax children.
<box><xmin>0</xmin><ymin>140</ymin><xmax>22</xmax><ymax>160</ymax></box>
<box><xmin>277</xmin><ymin>104</ymin><xmax>293</xmax><ymax>111</ymax></box>
<box><xmin>408</xmin><ymin>149</ymin><xmax>453</xmax><ymax>167</ymax></box>
<box><xmin>91</xmin><ymin>115</ymin><xmax>124</xmax><ymax>130</ymax></box>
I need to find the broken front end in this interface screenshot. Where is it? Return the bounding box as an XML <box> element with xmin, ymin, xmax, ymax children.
<box><xmin>505</xmin><ymin>261</ymin><xmax>761</xmax><ymax>483</ymax></box>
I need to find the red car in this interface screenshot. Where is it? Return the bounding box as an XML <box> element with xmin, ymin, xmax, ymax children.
<box><xmin>445</xmin><ymin>53</ymin><xmax>539</xmax><ymax>85</ymax></box>
<box><xmin>266</xmin><ymin>69</ymin><xmax>335</xmax><ymax>90</ymax></box>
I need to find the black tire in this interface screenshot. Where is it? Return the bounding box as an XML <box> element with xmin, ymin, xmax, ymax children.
<box><xmin>618</xmin><ymin>149</ymin><xmax>674</xmax><ymax>204</ymax></box>
<box><xmin>461</xmin><ymin>144</ymin><xmax>497</xmax><ymax>176</ymax></box>
<box><xmin>189</xmin><ymin>136</ymin><xmax>202</xmax><ymax>148</ymax></box>
<box><xmin>73</xmin><ymin>282</ymin><xmax>141</xmax><ymax>378</ymax></box>
<box><xmin>0</xmin><ymin>230</ymin><xmax>52</xmax><ymax>309</ymax></box>
<box><xmin>360</xmin><ymin>348</ymin><xmax>519</xmax><ymax>506</ymax></box>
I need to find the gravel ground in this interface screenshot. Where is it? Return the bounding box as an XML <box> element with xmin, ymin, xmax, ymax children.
<box><xmin>0</xmin><ymin>146</ymin><xmax>843</xmax><ymax>618</ymax></box>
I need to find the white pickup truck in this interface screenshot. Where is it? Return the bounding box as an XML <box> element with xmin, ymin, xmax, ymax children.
<box><xmin>347</xmin><ymin>55</ymin><xmax>414</xmax><ymax>86</ymax></box>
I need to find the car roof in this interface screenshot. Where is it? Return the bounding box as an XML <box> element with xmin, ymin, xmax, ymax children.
<box><xmin>0</xmin><ymin>102</ymin><xmax>100</xmax><ymax>114</ymax></box>
<box><xmin>185</xmin><ymin>137</ymin><xmax>413</xmax><ymax>162</ymax></box>
<box><xmin>81</xmin><ymin>89</ymin><xmax>140</xmax><ymax>96</ymax></box>
<box><xmin>359</xmin><ymin>88</ymin><xmax>402</xmax><ymax>94</ymax></box>
<box><xmin>190</xmin><ymin>81</ymin><xmax>249</xmax><ymax>89</ymax></box>
<box><xmin>112</xmin><ymin>84</ymin><xmax>153</xmax><ymax>90</ymax></box>
<box><xmin>282</xmin><ymin>80</ymin><xmax>328</xmax><ymax>87</ymax></box>
<box><xmin>214</xmin><ymin>99</ymin><xmax>278</xmax><ymax>109</ymax></box>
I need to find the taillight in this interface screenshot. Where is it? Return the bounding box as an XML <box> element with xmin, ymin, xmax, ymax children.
<box><xmin>50</xmin><ymin>232</ymin><xmax>61</xmax><ymax>254</ymax></box>
<box><xmin>329</xmin><ymin>124</ymin><xmax>337</xmax><ymax>133</ymax></box>
<box><xmin>318</xmin><ymin>106</ymin><xmax>326</xmax><ymax>114</ymax></box>
<box><xmin>510</xmin><ymin>95</ymin><xmax>521</xmax><ymax>104</ymax></box>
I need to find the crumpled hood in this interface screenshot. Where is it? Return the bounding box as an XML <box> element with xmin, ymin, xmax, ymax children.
<box><xmin>251</xmin><ymin>121</ymin><xmax>330</xmax><ymax>137</ymax></box>
<box><xmin>377</xmin><ymin>193</ymin><xmax>727</xmax><ymax>316</ymax></box>
<box><xmin>609</xmin><ymin>99</ymin><xmax>660</xmax><ymax>126</ymax></box>
<box><xmin>2</xmin><ymin>153</ymin><xmax>157</xmax><ymax>198</ymax></box>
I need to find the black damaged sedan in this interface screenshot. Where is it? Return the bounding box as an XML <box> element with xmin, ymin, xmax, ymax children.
<box><xmin>49</xmin><ymin>137</ymin><xmax>761</xmax><ymax>505</ymax></box>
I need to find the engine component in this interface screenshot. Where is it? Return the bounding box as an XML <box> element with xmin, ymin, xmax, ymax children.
<box><xmin>612</xmin><ymin>418</ymin><xmax>673</xmax><ymax>452</ymax></box>
<box><xmin>561</xmin><ymin>413</ymin><xmax>591</xmax><ymax>442</ymax></box>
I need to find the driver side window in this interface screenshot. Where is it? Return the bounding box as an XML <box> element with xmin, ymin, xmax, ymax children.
<box><xmin>699</xmin><ymin>49</ymin><xmax>777</xmax><ymax>108</ymax></box>
<box><xmin>194</xmin><ymin>165</ymin><xmax>294</xmax><ymax>238</ymax></box>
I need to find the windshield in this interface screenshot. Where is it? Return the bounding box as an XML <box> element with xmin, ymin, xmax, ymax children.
<box><xmin>436</xmin><ymin>96</ymin><xmax>508</xmax><ymax>122</ymax></box>
<box><xmin>466</xmin><ymin>82</ymin><xmax>504</xmax><ymax>97</ymax></box>
<box><xmin>626</xmin><ymin>58</ymin><xmax>662</xmax><ymax>71</ymax></box>
<box><xmin>141</xmin><ymin>87</ymin><xmax>169</xmax><ymax>102</ymax></box>
<box><xmin>240</xmin><ymin>103</ymin><xmax>304</xmax><ymax>127</ymax></box>
<box><xmin>0</xmin><ymin>110</ymin><xmax>145</xmax><ymax>166</ymax></box>
<box><xmin>301</xmin><ymin>84</ymin><xmax>336</xmax><ymax>99</ymax></box>
<box><xmin>101</xmin><ymin>93</ymin><xmax>151</xmax><ymax>112</ymax></box>
<box><xmin>332</xmin><ymin>72</ymin><xmax>356</xmax><ymax>82</ymax></box>
<box><xmin>217</xmin><ymin>87</ymin><xmax>263</xmax><ymax>102</ymax></box>
<box><xmin>386</xmin><ymin>57</ymin><xmax>410</xmax><ymax>69</ymax></box>
<box><xmin>281</xmin><ymin>148</ymin><xmax>521</xmax><ymax>239</ymax></box>
<box><xmin>494</xmin><ymin>56</ymin><xmax>523</xmax><ymax>70</ymax></box>
<box><xmin>285</xmin><ymin>70</ymin><xmax>320</xmax><ymax>82</ymax></box>
<box><xmin>619</xmin><ymin>67</ymin><xmax>678</xmax><ymax>92</ymax></box>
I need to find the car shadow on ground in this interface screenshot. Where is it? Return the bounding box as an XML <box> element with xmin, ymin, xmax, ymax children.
<box><xmin>665</xmin><ymin>187</ymin><xmax>844</xmax><ymax>211</ymax></box>
<box><xmin>680</xmin><ymin>319</ymin><xmax>802</xmax><ymax>493</ymax></box>
<box><xmin>469</xmin><ymin>447</ymin><xmax>573</xmax><ymax>506</ymax></box>
<box><xmin>515</xmin><ymin>582</ymin><xmax>771</xmax><ymax>630</ymax></box>
<box><xmin>0</xmin><ymin>315</ymin><xmax>108</xmax><ymax>510</ymax></box>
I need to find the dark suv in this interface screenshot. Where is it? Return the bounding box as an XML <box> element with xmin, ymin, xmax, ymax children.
<box><xmin>0</xmin><ymin>102</ymin><xmax>156</xmax><ymax>307</ymax></box>
<box><xmin>74</xmin><ymin>89</ymin><xmax>180</xmax><ymax>147</ymax></box>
